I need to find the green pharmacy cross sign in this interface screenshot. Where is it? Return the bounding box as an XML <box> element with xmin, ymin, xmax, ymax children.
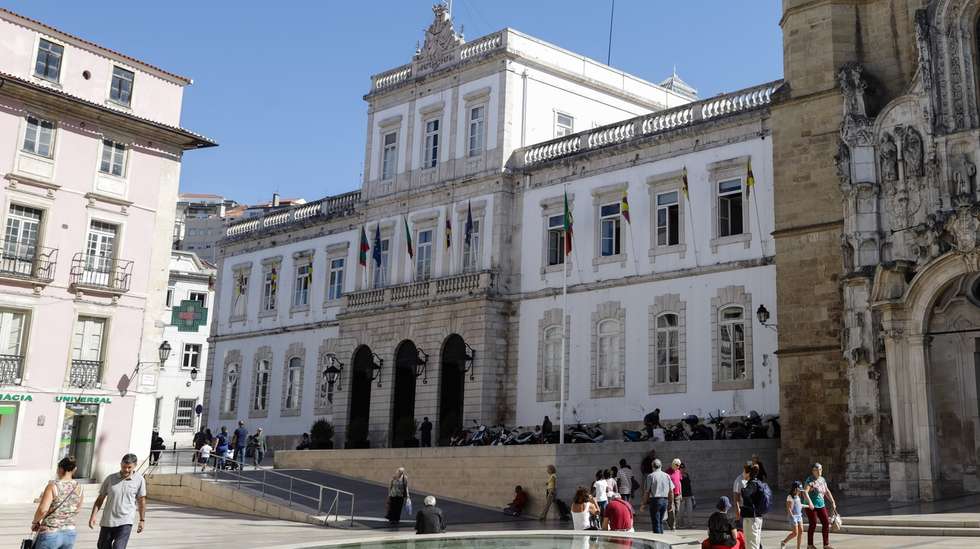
<box><xmin>171</xmin><ymin>299</ymin><xmax>208</xmax><ymax>332</ymax></box>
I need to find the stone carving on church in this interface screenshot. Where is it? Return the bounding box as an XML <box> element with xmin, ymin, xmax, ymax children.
<box><xmin>879</xmin><ymin>133</ymin><xmax>899</xmax><ymax>182</ymax></box>
<box><xmin>902</xmin><ymin>127</ymin><xmax>924</xmax><ymax>178</ymax></box>
<box><xmin>943</xmin><ymin>205</ymin><xmax>980</xmax><ymax>257</ymax></box>
<box><xmin>413</xmin><ymin>3</ymin><xmax>465</xmax><ymax>75</ymax></box>
<box><xmin>950</xmin><ymin>153</ymin><xmax>977</xmax><ymax>203</ymax></box>
<box><xmin>835</xmin><ymin>141</ymin><xmax>851</xmax><ymax>185</ymax></box>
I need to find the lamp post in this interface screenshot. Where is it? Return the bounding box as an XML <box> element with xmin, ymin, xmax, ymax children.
<box><xmin>158</xmin><ymin>340</ymin><xmax>172</xmax><ymax>369</ymax></box>
<box><xmin>370</xmin><ymin>352</ymin><xmax>384</xmax><ymax>387</ymax></box>
<box><xmin>462</xmin><ymin>342</ymin><xmax>475</xmax><ymax>381</ymax></box>
<box><xmin>321</xmin><ymin>355</ymin><xmax>344</xmax><ymax>403</ymax></box>
<box><xmin>756</xmin><ymin>304</ymin><xmax>777</xmax><ymax>331</ymax></box>
<box><xmin>415</xmin><ymin>347</ymin><xmax>429</xmax><ymax>384</ymax></box>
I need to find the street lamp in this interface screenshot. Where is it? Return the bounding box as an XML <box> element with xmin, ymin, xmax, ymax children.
<box><xmin>189</xmin><ymin>367</ymin><xmax>199</xmax><ymax>381</ymax></box>
<box><xmin>321</xmin><ymin>354</ymin><xmax>344</xmax><ymax>403</ymax></box>
<box><xmin>370</xmin><ymin>352</ymin><xmax>385</xmax><ymax>387</ymax></box>
<box><xmin>756</xmin><ymin>304</ymin><xmax>777</xmax><ymax>331</ymax></box>
<box><xmin>462</xmin><ymin>342</ymin><xmax>475</xmax><ymax>381</ymax></box>
<box><xmin>415</xmin><ymin>347</ymin><xmax>429</xmax><ymax>384</ymax></box>
<box><xmin>158</xmin><ymin>340</ymin><xmax>172</xmax><ymax>364</ymax></box>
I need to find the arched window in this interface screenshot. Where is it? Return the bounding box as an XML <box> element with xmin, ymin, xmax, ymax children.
<box><xmin>543</xmin><ymin>325</ymin><xmax>561</xmax><ymax>392</ymax></box>
<box><xmin>719</xmin><ymin>306</ymin><xmax>746</xmax><ymax>381</ymax></box>
<box><xmin>655</xmin><ymin>313</ymin><xmax>679</xmax><ymax>384</ymax></box>
<box><xmin>223</xmin><ymin>364</ymin><xmax>239</xmax><ymax>413</ymax></box>
<box><xmin>253</xmin><ymin>360</ymin><xmax>270</xmax><ymax>411</ymax></box>
<box><xmin>596</xmin><ymin>319</ymin><xmax>622</xmax><ymax>388</ymax></box>
<box><xmin>285</xmin><ymin>356</ymin><xmax>302</xmax><ymax>410</ymax></box>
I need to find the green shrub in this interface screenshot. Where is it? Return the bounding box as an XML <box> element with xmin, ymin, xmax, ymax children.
<box><xmin>310</xmin><ymin>419</ymin><xmax>335</xmax><ymax>449</ymax></box>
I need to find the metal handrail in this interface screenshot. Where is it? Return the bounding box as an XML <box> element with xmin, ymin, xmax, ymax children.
<box><xmin>147</xmin><ymin>449</ymin><xmax>355</xmax><ymax>527</ymax></box>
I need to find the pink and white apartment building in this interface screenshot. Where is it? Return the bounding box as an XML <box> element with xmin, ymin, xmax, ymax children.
<box><xmin>0</xmin><ymin>9</ymin><xmax>214</xmax><ymax>502</ymax></box>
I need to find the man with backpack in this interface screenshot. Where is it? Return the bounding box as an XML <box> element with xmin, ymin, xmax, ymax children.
<box><xmin>739</xmin><ymin>463</ymin><xmax>773</xmax><ymax>549</ymax></box>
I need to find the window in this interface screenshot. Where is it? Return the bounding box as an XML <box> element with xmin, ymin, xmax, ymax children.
<box><xmin>262</xmin><ymin>267</ymin><xmax>278</xmax><ymax>311</ymax></box>
<box><xmin>555</xmin><ymin>112</ymin><xmax>574</xmax><ymax>137</ymax></box>
<box><xmin>22</xmin><ymin>116</ymin><xmax>54</xmax><ymax>158</ymax></box>
<box><xmin>543</xmin><ymin>325</ymin><xmax>561</xmax><ymax>393</ymax></box>
<box><xmin>0</xmin><ymin>401</ymin><xmax>21</xmax><ymax>460</ymax></box>
<box><xmin>165</xmin><ymin>287</ymin><xmax>174</xmax><ymax>308</ymax></box>
<box><xmin>718</xmin><ymin>179</ymin><xmax>744</xmax><ymax>237</ymax></box>
<box><xmin>223</xmin><ymin>365</ymin><xmax>239</xmax><ymax>413</ymax></box>
<box><xmin>596</xmin><ymin>319</ymin><xmax>622</xmax><ymax>389</ymax></box>
<box><xmin>99</xmin><ymin>139</ymin><xmax>127</xmax><ymax>177</ymax></box>
<box><xmin>189</xmin><ymin>292</ymin><xmax>206</xmax><ymax>306</ymax></box>
<box><xmin>285</xmin><ymin>357</ymin><xmax>302</xmax><ymax>410</ymax></box>
<box><xmin>547</xmin><ymin>214</ymin><xmax>565</xmax><ymax>267</ymax></box>
<box><xmin>70</xmin><ymin>316</ymin><xmax>106</xmax><ymax>387</ymax></box>
<box><xmin>373</xmin><ymin>238</ymin><xmax>390</xmax><ymax>288</ymax></box>
<box><xmin>468</xmin><ymin>105</ymin><xmax>485</xmax><ymax>157</ymax></box>
<box><xmin>109</xmin><ymin>67</ymin><xmax>134</xmax><ymax>106</ymax></box>
<box><xmin>34</xmin><ymin>39</ymin><xmax>63</xmax><ymax>82</ymax></box>
<box><xmin>293</xmin><ymin>263</ymin><xmax>311</xmax><ymax>307</ymax></box>
<box><xmin>463</xmin><ymin>219</ymin><xmax>480</xmax><ymax>272</ymax></box>
<box><xmin>424</xmin><ymin>119</ymin><xmax>440</xmax><ymax>168</ymax></box>
<box><xmin>381</xmin><ymin>131</ymin><xmax>398</xmax><ymax>180</ymax></box>
<box><xmin>655</xmin><ymin>314</ymin><xmax>680</xmax><ymax>384</ymax></box>
<box><xmin>4</xmin><ymin>205</ymin><xmax>42</xmax><ymax>276</ymax></box>
<box><xmin>416</xmin><ymin>229</ymin><xmax>433</xmax><ymax>279</ymax></box>
<box><xmin>0</xmin><ymin>310</ymin><xmax>27</xmax><ymax>381</ymax></box>
<box><xmin>656</xmin><ymin>191</ymin><xmax>680</xmax><ymax>246</ymax></box>
<box><xmin>84</xmin><ymin>221</ymin><xmax>117</xmax><ymax>286</ymax></box>
<box><xmin>599</xmin><ymin>203</ymin><xmax>622</xmax><ymax>257</ymax></box>
<box><xmin>719</xmin><ymin>306</ymin><xmax>746</xmax><ymax>381</ymax></box>
<box><xmin>182</xmin><ymin>344</ymin><xmax>201</xmax><ymax>370</ymax></box>
<box><xmin>174</xmin><ymin>398</ymin><xmax>196</xmax><ymax>430</ymax></box>
<box><xmin>232</xmin><ymin>272</ymin><xmax>248</xmax><ymax>318</ymax></box>
<box><xmin>253</xmin><ymin>360</ymin><xmax>271</xmax><ymax>411</ymax></box>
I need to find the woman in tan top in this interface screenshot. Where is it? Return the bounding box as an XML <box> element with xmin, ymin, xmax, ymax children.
<box><xmin>31</xmin><ymin>457</ymin><xmax>83</xmax><ymax>549</ymax></box>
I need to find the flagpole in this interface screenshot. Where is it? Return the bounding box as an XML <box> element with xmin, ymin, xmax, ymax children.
<box><xmin>559</xmin><ymin>184</ymin><xmax>568</xmax><ymax>446</ymax></box>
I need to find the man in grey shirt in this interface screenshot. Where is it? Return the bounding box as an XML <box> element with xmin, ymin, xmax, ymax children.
<box><xmin>639</xmin><ymin>458</ymin><xmax>674</xmax><ymax>534</ymax></box>
<box><xmin>89</xmin><ymin>453</ymin><xmax>146</xmax><ymax>549</ymax></box>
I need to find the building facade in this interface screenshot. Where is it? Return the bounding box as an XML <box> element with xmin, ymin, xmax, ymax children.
<box><xmin>203</xmin><ymin>6</ymin><xmax>780</xmax><ymax>450</ymax></box>
<box><xmin>0</xmin><ymin>9</ymin><xmax>213</xmax><ymax>502</ymax></box>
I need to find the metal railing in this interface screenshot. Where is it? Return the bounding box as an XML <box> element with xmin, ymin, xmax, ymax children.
<box><xmin>68</xmin><ymin>359</ymin><xmax>102</xmax><ymax>389</ymax></box>
<box><xmin>345</xmin><ymin>270</ymin><xmax>495</xmax><ymax>311</ymax></box>
<box><xmin>0</xmin><ymin>353</ymin><xmax>24</xmax><ymax>384</ymax></box>
<box><xmin>69</xmin><ymin>253</ymin><xmax>133</xmax><ymax>293</ymax></box>
<box><xmin>145</xmin><ymin>449</ymin><xmax>355</xmax><ymax>527</ymax></box>
<box><xmin>224</xmin><ymin>191</ymin><xmax>360</xmax><ymax>240</ymax></box>
<box><xmin>0</xmin><ymin>241</ymin><xmax>57</xmax><ymax>282</ymax></box>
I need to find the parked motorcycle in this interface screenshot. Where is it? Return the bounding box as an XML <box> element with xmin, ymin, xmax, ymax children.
<box><xmin>683</xmin><ymin>414</ymin><xmax>714</xmax><ymax>441</ymax></box>
<box><xmin>707</xmin><ymin>413</ymin><xmax>727</xmax><ymax>440</ymax></box>
<box><xmin>567</xmin><ymin>422</ymin><xmax>605</xmax><ymax>443</ymax></box>
<box><xmin>622</xmin><ymin>428</ymin><xmax>649</xmax><ymax>442</ymax></box>
<box><xmin>663</xmin><ymin>421</ymin><xmax>687</xmax><ymax>441</ymax></box>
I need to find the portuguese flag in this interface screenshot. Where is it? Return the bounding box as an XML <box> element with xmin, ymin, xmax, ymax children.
<box><xmin>563</xmin><ymin>190</ymin><xmax>573</xmax><ymax>256</ymax></box>
<box><xmin>746</xmin><ymin>157</ymin><xmax>755</xmax><ymax>196</ymax></box>
<box><xmin>358</xmin><ymin>226</ymin><xmax>370</xmax><ymax>266</ymax></box>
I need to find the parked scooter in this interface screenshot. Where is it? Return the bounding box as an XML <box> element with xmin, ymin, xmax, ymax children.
<box><xmin>622</xmin><ymin>428</ymin><xmax>649</xmax><ymax>442</ymax></box>
<box><xmin>467</xmin><ymin>420</ymin><xmax>491</xmax><ymax>445</ymax></box>
<box><xmin>663</xmin><ymin>421</ymin><xmax>687</xmax><ymax>441</ymax></box>
<box><xmin>567</xmin><ymin>422</ymin><xmax>605</xmax><ymax>443</ymax></box>
<box><xmin>707</xmin><ymin>413</ymin><xmax>727</xmax><ymax>440</ymax></box>
<box><xmin>683</xmin><ymin>414</ymin><xmax>714</xmax><ymax>441</ymax></box>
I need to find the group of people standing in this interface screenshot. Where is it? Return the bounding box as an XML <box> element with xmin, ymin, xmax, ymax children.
<box><xmin>193</xmin><ymin>420</ymin><xmax>268</xmax><ymax>471</ymax></box>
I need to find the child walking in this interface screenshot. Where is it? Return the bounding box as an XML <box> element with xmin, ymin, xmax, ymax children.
<box><xmin>781</xmin><ymin>481</ymin><xmax>805</xmax><ymax>549</ymax></box>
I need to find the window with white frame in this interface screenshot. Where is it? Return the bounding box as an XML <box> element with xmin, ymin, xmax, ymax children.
<box><xmin>262</xmin><ymin>266</ymin><xmax>278</xmax><ymax>312</ymax></box>
<box><xmin>463</xmin><ymin>219</ymin><xmax>480</xmax><ymax>272</ymax></box>
<box><xmin>109</xmin><ymin>66</ymin><xmax>134</xmax><ymax>106</ymax></box>
<box><xmin>22</xmin><ymin>116</ymin><xmax>54</xmax><ymax>158</ymax></box>
<box><xmin>84</xmin><ymin>221</ymin><xmax>117</xmax><ymax>284</ymax></box>
<box><xmin>655</xmin><ymin>313</ymin><xmax>680</xmax><ymax>384</ymax></box>
<box><xmin>718</xmin><ymin>179</ymin><xmax>744</xmax><ymax>237</ymax></box>
<box><xmin>596</xmin><ymin>318</ymin><xmax>622</xmax><ymax>389</ymax></box>
<box><xmin>543</xmin><ymin>325</ymin><xmax>561</xmax><ymax>393</ymax></box>
<box><xmin>4</xmin><ymin>205</ymin><xmax>43</xmax><ymax>277</ymax></box>
<box><xmin>34</xmin><ymin>39</ymin><xmax>63</xmax><ymax>82</ymax></box>
<box><xmin>547</xmin><ymin>214</ymin><xmax>565</xmax><ymax>267</ymax></box>
<box><xmin>174</xmin><ymin>398</ymin><xmax>196</xmax><ymax>430</ymax></box>
<box><xmin>99</xmin><ymin>139</ymin><xmax>127</xmax><ymax>177</ymax></box>
<box><xmin>293</xmin><ymin>263</ymin><xmax>311</xmax><ymax>307</ymax></box>
<box><xmin>0</xmin><ymin>401</ymin><xmax>20</xmax><ymax>459</ymax></box>
<box><xmin>599</xmin><ymin>203</ymin><xmax>622</xmax><ymax>257</ymax></box>
<box><xmin>328</xmin><ymin>258</ymin><xmax>344</xmax><ymax>300</ymax></box>
<box><xmin>468</xmin><ymin>105</ymin><xmax>485</xmax><ymax>157</ymax></box>
<box><xmin>718</xmin><ymin>306</ymin><xmax>746</xmax><ymax>381</ymax></box>
<box><xmin>232</xmin><ymin>271</ymin><xmax>249</xmax><ymax>318</ymax></box>
<box><xmin>416</xmin><ymin>229</ymin><xmax>433</xmax><ymax>279</ymax></box>
<box><xmin>381</xmin><ymin>131</ymin><xmax>398</xmax><ymax>181</ymax></box>
<box><xmin>373</xmin><ymin>238</ymin><xmax>390</xmax><ymax>288</ymax></box>
<box><xmin>555</xmin><ymin>112</ymin><xmax>574</xmax><ymax>137</ymax></box>
<box><xmin>189</xmin><ymin>292</ymin><xmax>206</xmax><ymax>306</ymax></box>
<box><xmin>285</xmin><ymin>357</ymin><xmax>302</xmax><ymax>410</ymax></box>
<box><xmin>424</xmin><ymin>119</ymin><xmax>440</xmax><ymax>168</ymax></box>
<box><xmin>165</xmin><ymin>287</ymin><xmax>174</xmax><ymax>308</ymax></box>
<box><xmin>253</xmin><ymin>360</ymin><xmax>271</xmax><ymax>411</ymax></box>
<box><xmin>223</xmin><ymin>364</ymin><xmax>239</xmax><ymax>413</ymax></box>
<box><xmin>656</xmin><ymin>191</ymin><xmax>680</xmax><ymax>246</ymax></box>
<box><xmin>182</xmin><ymin>344</ymin><xmax>201</xmax><ymax>370</ymax></box>
<box><xmin>0</xmin><ymin>309</ymin><xmax>28</xmax><ymax>381</ymax></box>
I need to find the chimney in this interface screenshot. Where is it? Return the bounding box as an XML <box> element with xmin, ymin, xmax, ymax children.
<box><xmin>272</xmin><ymin>192</ymin><xmax>280</xmax><ymax>207</ymax></box>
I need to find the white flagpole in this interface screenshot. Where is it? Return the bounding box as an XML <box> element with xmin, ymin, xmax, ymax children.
<box><xmin>559</xmin><ymin>184</ymin><xmax>568</xmax><ymax>445</ymax></box>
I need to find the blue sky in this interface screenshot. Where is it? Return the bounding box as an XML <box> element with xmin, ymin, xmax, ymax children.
<box><xmin>6</xmin><ymin>1</ymin><xmax>783</xmax><ymax>204</ymax></box>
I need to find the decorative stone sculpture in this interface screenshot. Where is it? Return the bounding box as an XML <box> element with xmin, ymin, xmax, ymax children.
<box><xmin>835</xmin><ymin>141</ymin><xmax>852</xmax><ymax>184</ymax></box>
<box><xmin>903</xmin><ymin>127</ymin><xmax>924</xmax><ymax>178</ymax></box>
<box><xmin>951</xmin><ymin>153</ymin><xmax>977</xmax><ymax>200</ymax></box>
<box><xmin>414</xmin><ymin>3</ymin><xmax>465</xmax><ymax>75</ymax></box>
<box><xmin>879</xmin><ymin>133</ymin><xmax>899</xmax><ymax>182</ymax></box>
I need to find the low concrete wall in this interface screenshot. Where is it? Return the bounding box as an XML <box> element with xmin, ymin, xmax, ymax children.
<box><xmin>276</xmin><ymin>439</ymin><xmax>779</xmax><ymax>516</ymax></box>
<box><xmin>146</xmin><ymin>473</ymin><xmax>318</xmax><ymax>524</ymax></box>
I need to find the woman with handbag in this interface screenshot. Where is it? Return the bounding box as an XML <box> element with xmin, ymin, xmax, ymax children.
<box><xmin>29</xmin><ymin>457</ymin><xmax>83</xmax><ymax>549</ymax></box>
<box><xmin>385</xmin><ymin>467</ymin><xmax>410</xmax><ymax>527</ymax></box>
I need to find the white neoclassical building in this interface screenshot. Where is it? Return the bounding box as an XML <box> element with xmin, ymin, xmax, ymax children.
<box><xmin>203</xmin><ymin>6</ymin><xmax>780</xmax><ymax>449</ymax></box>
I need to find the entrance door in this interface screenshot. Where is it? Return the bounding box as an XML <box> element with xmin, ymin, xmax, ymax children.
<box><xmin>438</xmin><ymin>334</ymin><xmax>466</xmax><ymax>445</ymax></box>
<box><xmin>391</xmin><ymin>341</ymin><xmax>418</xmax><ymax>447</ymax></box>
<box><xmin>347</xmin><ymin>345</ymin><xmax>374</xmax><ymax>448</ymax></box>
<box><xmin>60</xmin><ymin>404</ymin><xmax>98</xmax><ymax>479</ymax></box>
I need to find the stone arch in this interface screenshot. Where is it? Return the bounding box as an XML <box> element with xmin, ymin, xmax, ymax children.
<box><xmin>346</xmin><ymin>344</ymin><xmax>375</xmax><ymax>448</ymax></box>
<box><xmin>390</xmin><ymin>339</ymin><xmax>419</xmax><ymax>447</ymax></box>
<box><xmin>929</xmin><ymin>0</ymin><xmax>980</xmax><ymax>131</ymax></box>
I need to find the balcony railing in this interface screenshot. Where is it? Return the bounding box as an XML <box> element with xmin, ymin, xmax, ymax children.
<box><xmin>344</xmin><ymin>270</ymin><xmax>495</xmax><ymax>312</ymax></box>
<box><xmin>224</xmin><ymin>191</ymin><xmax>360</xmax><ymax>240</ymax></box>
<box><xmin>0</xmin><ymin>354</ymin><xmax>24</xmax><ymax>384</ymax></box>
<box><xmin>69</xmin><ymin>253</ymin><xmax>133</xmax><ymax>293</ymax></box>
<box><xmin>68</xmin><ymin>359</ymin><xmax>102</xmax><ymax>389</ymax></box>
<box><xmin>0</xmin><ymin>241</ymin><xmax>57</xmax><ymax>283</ymax></box>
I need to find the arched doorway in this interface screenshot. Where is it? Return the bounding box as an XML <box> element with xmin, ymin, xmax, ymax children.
<box><xmin>438</xmin><ymin>334</ymin><xmax>467</xmax><ymax>445</ymax></box>
<box><xmin>390</xmin><ymin>340</ymin><xmax>419</xmax><ymax>448</ymax></box>
<box><xmin>346</xmin><ymin>345</ymin><xmax>374</xmax><ymax>448</ymax></box>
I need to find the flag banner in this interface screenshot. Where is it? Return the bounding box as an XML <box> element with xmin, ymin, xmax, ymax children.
<box><xmin>563</xmin><ymin>190</ymin><xmax>574</xmax><ymax>256</ymax></box>
<box><xmin>306</xmin><ymin>264</ymin><xmax>313</xmax><ymax>284</ymax></box>
<box><xmin>621</xmin><ymin>191</ymin><xmax>631</xmax><ymax>224</ymax></box>
<box><xmin>746</xmin><ymin>157</ymin><xmax>755</xmax><ymax>196</ymax></box>
<box><xmin>359</xmin><ymin>226</ymin><xmax>370</xmax><ymax>266</ymax></box>
<box><xmin>404</xmin><ymin>216</ymin><xmax>414</xmax><ymax>259</ymax></box>
<box><xmin>270</xmin><ymin>266</ymin><xmax>278</xmax><ymax>292</ymax></box>
<box><xmin>682</xmin><ymin>166</ymin><xmax>690</xmax><ymax>200</ymax></box>
<box><xmin>445</xmin><ymin>211</ymin><xmax>452</xmax><ymax>249</ymax></box>
<box><xmin>464</xmin><ymin>201</ymin><xmax>474</xmax><ymax>246</ymax></box>
<box><xmin>372</xmin><ymin>224</ymin><xmax>383</xmax><ymax>267</ymax></box>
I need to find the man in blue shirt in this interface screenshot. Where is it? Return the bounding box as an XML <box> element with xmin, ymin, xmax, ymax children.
<box><xmin>233</xmin><ymin>420</ymin><xmax>248</xmax><ymax>465</ymax></box>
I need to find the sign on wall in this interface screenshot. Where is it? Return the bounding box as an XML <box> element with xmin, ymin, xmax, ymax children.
<box><xmin>171</xmin><ymin>299</ymin><xmax>208</xmax><ymax>332</ymax></box>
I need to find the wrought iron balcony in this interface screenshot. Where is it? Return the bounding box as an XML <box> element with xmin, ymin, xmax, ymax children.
<box><xmin>69</xmin><ymin>253</ymin><xmax>132</xmax><ymax>294</ymax></box>
<box><xmin>344</xmin><ymin>270</ymin><xmax>495</xmax><ymax>312</ymax></box>
<box><xmin>68</xmin><ymin>359</ymin><xmax>102</xmax><ymax>389</ymax></box>
<box><xmin>0</xmin><ymin>241</ymin><xmax>57</xmax><ymax>283</ymax></box>
<box><xmin>0</xmin><ymin>354</ymin><xmax>24</xmax><ymax>385</ymax></box>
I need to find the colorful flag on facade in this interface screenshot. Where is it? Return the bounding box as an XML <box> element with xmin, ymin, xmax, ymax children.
<box><xmin>746</xmin><ymin>157</ymin><xmax>755</xmax><ymax>196</ymax></box>
<box><xmin>621</xmin><ymin>191</ymin><xmax>631</xmax><ymax>224</ymax></box>
<box><xmin>563</xmin><ymin>190</ymin><xmax>573</xmax><ymax>256</ymax></box>
<box><xmin>372</xmin><ymin>224</ymin><xmax>383</xmax><ymax>267</ymax></box>
<box><xmin>464</xmin><ymin>201</ymin><xmax>474</xmax><ymax>246</ymax></box>
<box><xmin>682</xmin><ymin>166</ymin><xmax>690</xmax><ymax>200</ymax></box>
<box><xmin>270</xmin><ymin>266</ymin><xmax>278</xmax><ymax>292</ymax></box>
<box><xmin>445</xmin><ymin>211</ymin><xmax>452</xmax><ymax>249</ymax></box>
<box><xmin>306</xmin><ymin>263</ymin><xmax>313</xmax><ymax>284</ymax></box>
<box><xmin>404</xmin><ymin>216</ymin><xmax>414</xmax><ymax>259</ymax></box>
<box><xmin>359</xmin><ymin>226</ymin><xmax>370</xmax><ymax>266</ymax></box>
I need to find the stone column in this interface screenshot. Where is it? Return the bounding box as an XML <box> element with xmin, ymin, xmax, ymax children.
<box><xmin>907</xmin><ymin>333</ymin><xmax>939</xmax><ymax>501</ymax></box>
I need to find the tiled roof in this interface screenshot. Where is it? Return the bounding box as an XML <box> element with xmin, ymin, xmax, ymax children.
<box><xmin>0</xmin><ymin>8</ymin><xmax>193</xmax><ymax>85</ymax></box>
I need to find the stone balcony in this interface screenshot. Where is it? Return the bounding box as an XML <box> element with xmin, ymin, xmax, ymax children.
<box><xmin>343</xmin><ymin>270</ymin><xmax>496</xmax><ymax>313</ymax></box>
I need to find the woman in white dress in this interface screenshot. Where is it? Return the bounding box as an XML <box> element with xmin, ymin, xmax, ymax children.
<box><xmin>570</xmin><ymin>486</ymin><xmax>599</xmax><ymax>530</ymax></box>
